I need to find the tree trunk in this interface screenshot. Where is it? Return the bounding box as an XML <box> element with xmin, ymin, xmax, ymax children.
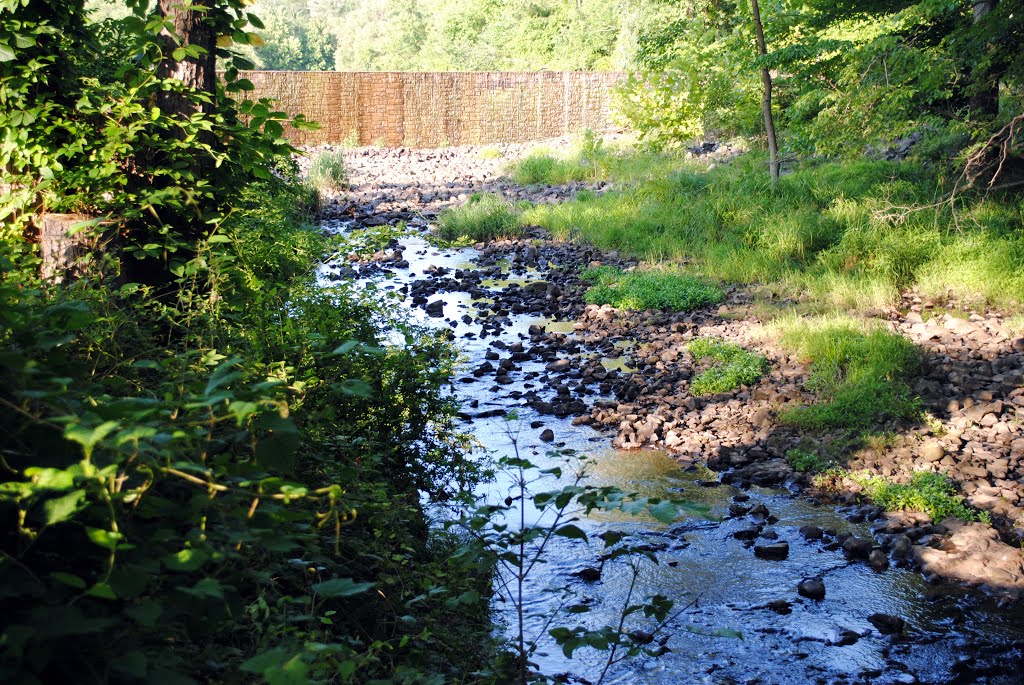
<box><xmin>968</xmin><ymin>0</ymin><xmax>999</xmax><ymax>119</ymax></box>
<box><xmin>750</xmin><ymin>0</ymin><xmax>779</xmax><ymax>185</ymax></box>
<box><xmin>156</xmin><ymin>0</ymin><xmax>217</xmax><ymax>117</ymax></box>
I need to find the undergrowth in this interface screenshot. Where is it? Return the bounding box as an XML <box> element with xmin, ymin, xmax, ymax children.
<box><xmin>434</xmin><ymin>193</ymin><xmax>524</xmax><ymax>243</ymax></box>
<box><xmin>770</xmin><ymin>315</ymin><xmax>921</xmax><ymax>431</ymax></box>
<box><xmin>581</xmin><ymin>266</ymin><xmax>723</xmax><ymax>312</ymax></box>
<box><xmin>687</xmin><ymin>338</ymin><xmax>768</xmax><ymax>396</ymax></box>
<box><xmin>850</xmin><ymin>471</ymin><xmax>988</xmax><ymax>523</ymax></box>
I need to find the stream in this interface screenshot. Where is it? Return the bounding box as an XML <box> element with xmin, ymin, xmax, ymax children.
<box><xmin>320</xmin><ymin>220</ymin><xmax>1024</xmax><ymax>685</ymax></box>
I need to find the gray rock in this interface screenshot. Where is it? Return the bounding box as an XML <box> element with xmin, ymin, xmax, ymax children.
<box><xmin>754</xmin><ymin>542</ymin><xmax>789</xmax><ymax>560</ymax></box>
<box><xmin>869</xmin><ymin>549</ymin><xmax>890</xmax><ymax>572</ymax></box>
<box><xmin>539</xmin><ymin>428</ymin><xmax>555</xmax><ymax>442</ymax></box>
<box><xmin>798</xmin><ymin>578</ymin><xmax>826</xmax><ymax>600</ymax></box>
<box><xmin>842</xmin><ymin>537</ymin><xmax>874</xmax><ymax>560</ymax></box>
<box><xmin>867</xmin><ymin>613</ymin><xmax>905</xmax><ymax>635</ymax></box>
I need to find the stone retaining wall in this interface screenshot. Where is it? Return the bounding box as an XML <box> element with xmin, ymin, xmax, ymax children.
<box><xmin>235</xmin><ymin>71</ymin><xmax>623</xmax><ymax>147</ymax></box>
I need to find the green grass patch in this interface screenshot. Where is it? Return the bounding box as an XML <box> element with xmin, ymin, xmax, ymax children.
<box><xmin>770</xmin><ymin>314</ymin><xmax>920</xmax><ymax>430</ymax></box>
<box><xmin>434</xmin><ymin>193</ymin><xmax>524</xmax><ymax>243</ymax></box>
<box><xmin>851</xmin><ymin>471</ymin><xmax>988</xmax><ymax>523</ymax></box>
<box><xmin>785</xmin><ymin>448</ymin><xmax>836</xmax><ymax>473</ymax></box>
<box><xmin>582</xmin><ymin>267</ymin><xmax>723</xmax><ymax>312</ymax></box>
<box><xmin>522</xmin><ymin>153</ymin><xmax>1024</xmax><ymax>312</ymax></box>
<box><xmin>687</xmin><ymin>338</ymin><xmax>768</xmax><ymax>396</ymax></box>
<box><xmin>307</xmin><ymin>149</ymin><xmax>348</xmax><ymax>193</ymax></box>
<box><xmin>509</xmin><ymin>154</ymin><xmax>594</xmax><ymax>185</ymax></box>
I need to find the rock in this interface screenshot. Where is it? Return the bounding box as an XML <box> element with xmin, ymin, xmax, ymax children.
<box><xmin>545</xmin><ymin>359</ymin><xmax>571</xmax><ymax>372</ymax></box>
<box><xmin>754</xmin><ymin>542</ymin><xmax>789</xmax><ymax>560</ymax></box>
<box><xmin>869</xmin><ymin>549</ymin><xmax>890</xmax><ymax>572</ymax></box>
<box><xmin>539</xmin><ymin>428</ymin><xmax>555</xmax><ymax>442</ymax></box>
<box><xmin>919</xmin><ymin>440</ymin><xmax>945</xmax><ymax>463</ymax></box>
<box><xmin>831</xmin><ymin>629</ymin><xmax>861</xmax><ymax>647</ymax></box>
<box><xmin>575</xmin><ymin>567</ymin><xmax>602</xmax><ymax>582</ymax></box>
<box><xmin>424</xmin><ymin>300</ymin><xmax>445</xmax><ymax>317</ymax></box>
<box><xmin>867</xmin><ymin>613</ymin><xmax>905</xmax><ymax>635</ymax></box>
<box><xmin>798</xmin><ymin>578</ymin><xmax>826</xmax><ymax>600</ymax></box>
<box><xmin>799</xmin><ymin>525</ymin><xmax>824</xmax><ymax>540</ymax></box>
<box><xmin>766</xmin><ymin>599</ymin><xmax>792</xmax><ymax>615</ymax></box>
<box><xmin>842</xmin><ymin>537</ymin><xmax>874</xmax><ymax>560</ymax></box>
<box><xmin>733</xmin><ymin>525</ymin><xmax>762</xmax><ymax>541</ymax></box>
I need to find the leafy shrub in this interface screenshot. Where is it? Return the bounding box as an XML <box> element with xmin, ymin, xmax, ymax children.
<box><xmin>772</xmin><ymin>315</ymin><xmax>921</xmax><ymax>430</ymax></box>
<box><xmin>434</xmin><ymin>193</ymin><xmax>524</xmax><ymax>243</ymax></box>
<box><xmin>583</xmin><ymin>267</ymin><xmax>723</xmax><ymax>312</ymax></box>
<box><xmin>851</xmin><ymin>471</ymin><xmax>987</xmax><ymax>523</ymax></box>
<box><xmin>308</xmin><ymin>149</ymin><xmax>348</xmax><ymax>193</ymax></box>
<box><xmin>687</xmin><ymin>338</ymin><xmax>768</xmax><ymax>396</ymax></box>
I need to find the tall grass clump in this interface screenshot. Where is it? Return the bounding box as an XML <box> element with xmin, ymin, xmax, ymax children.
<box><xmin>509</xmin><ymin>154</ymin><xmax>593</xmax><ymax>185</ymax></box>
<box><xmin>770</xmin><ymin>314</ymin><xmax>921</xmax><ymax>430</ymax></box>
<box><xmin>434</xmin><ymin>193</ymin><xmax>524</xmax><ymax>242</ymax></box>
<box><xmin>687</xmin><ymin>338</ymin><xmax>768</xmax><ymax>396</ymax></box>
<box><xmin>307</xmin><ymin>149</ymin><xmax>348</xmax><ymax>193</ymax></box>
<box><xmin>582</xmin><ymin>266</ymin><xmax>722</xmax><ymax>311</ymax></box>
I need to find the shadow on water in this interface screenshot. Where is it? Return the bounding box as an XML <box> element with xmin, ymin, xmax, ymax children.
<box><xmin>322</xmin><ymin>222</ymin><xmax>1024</xmax><ymax>685</ymax></box>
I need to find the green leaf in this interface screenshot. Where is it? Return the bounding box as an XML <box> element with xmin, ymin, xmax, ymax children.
<box><xmin>311</xmin><ymin>578</ymin><xmax>374</xmax><ymax>598</ymax></box>
<box><xmin>241</xmin><ymin>648</ymin><xmax>289</xmax><ymax>673</ymax></box>
<box><xmin>181</xmin><ymin>577</ymin><xmax>223</xmax><ymax>599</ymax></box>
<box><xmin>163</xmin><ymin>548</ymin><xmax>209</xmax><ymax>572</ymax></box>
<box><xmin>554</xmin><ymin>524</ymin><xmax>588</xmax><ymax>541</ymax></box>
<box><xmin>42</xmin><ymin>490</ymin><xmax>86</xmax><ymax>525</ymax></box>
<box><xmin>0</xmin><ymin>42</ymin><xmax>16</xmax><ymax>62</ymax></box>
<box><xmin>648</xmin><ymin>500</ymin><xmax>680</xmax><ymax>524</ymax></box>
<box><xmin>87</xmin><ymin>582</ymin><xmax>117</xmax><ymax>600</ymax></box>
<box><xmin>65</xmin><ymin>421</ymin><xmax>120</xmax><ymax>460</ymax></box>
<box><xmin>85</xmin><ymin>527</ymin><xmax>123</xmax><ymax>550</ymax></box>
<box><xmin>50</xmin><ymin>572</ymin><xmax>87</xmax><ymax>589</ymax></box>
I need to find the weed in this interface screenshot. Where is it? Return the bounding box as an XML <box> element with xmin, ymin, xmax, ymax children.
<box><xmin>851</xmin><ymin>471</ymin><xmax>988</xmax><ymax>523</ymax></box>
<box><xmin>785</xmin><ymin>448</ymin><xmax>834</xmax><ymax>473</ymax></box>
<box><xmin>479</xmin><ymin>145</ymin><xmax>503</xmax><ymax>159</ymax></box>
<box><xmin>434</xmin><ymin>193</ymin><xmax>524</xmax><ymax>243</ymax></box>
<box><xmin>509</xmin><ymin>154</ymin><xmax>593</xmax><ymax>185</ymax></box>
<box><xmin>307</xmin><ymin>149</ymin><xmax>348</xmax><ymax>193</ymax></box>
<box><xmin>687</xmin><ymin>338</ymin><xmax>768</xmax><ymax>396</ymax></box>
<box><xmin>770</xmin><ymin>314</ymin><xmax>920</xmax><ymax>430</ymax></box>
<box><xmin>583</xmin><ymin>267</ymin><xmax>723</xmax><ymax>312</ymax></box>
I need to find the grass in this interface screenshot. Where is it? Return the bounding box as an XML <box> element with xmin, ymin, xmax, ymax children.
<box><xmin>687</xmin><ymin>338</ymin><xmax>768</xmax><ymax>396</ymax></box>
<box><xmin>307</xmin><ymin>150</ymin><xmax>348</xmax><ymax>193</ymax></box>
<box><xmin>521</xmin><ymin>153</ymin><xmax>1024</xmax><ymax>312</ymax></box>
<box><xmin>509</xmin><ymin>154</ymin><xmax>594</xmax><ymax>185</ymax></box>
<box><xmin>785</xmin><ymin>448</ymin><xmax>836</xmax><ymax>473</ymax></box>
<box><xmin>769</xmin><ymin>314</ymin><xmax>920</xmax><ymax>431</ymax></box>
<box><xmin>434</xmin><ymin>193</ymin><xmax>524</xmax><ymax>243</ymax></box>
<box><xmin>479</xmin><ymin>145</ymin><xmax>503</xmax><ymax>159</ymax></box>
<box><xmin>850</xmin><ymin>471</ymin><xmax>988</xmax><ymax>523</ymax></box>
<box><xmin>581</xmin><ymin>266</ymin><xmax>723</xmax><ymax>312</ymax></box>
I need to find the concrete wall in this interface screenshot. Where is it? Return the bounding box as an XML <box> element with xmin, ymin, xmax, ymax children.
<box><xmin>236</xmin><ymin>71</ymin><xmax>623</xmax><ymax>147</ymax></box>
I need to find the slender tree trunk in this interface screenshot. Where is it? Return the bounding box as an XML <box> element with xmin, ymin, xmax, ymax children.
<box><xmin>750</xmin><ymin>0</ymin><xmax>779</xmax><ymax>185</ymax></box>
<box><xmin>969</xmin><ymin>0</ymin><xmax>999</xmax><ymax>119</ymax></box>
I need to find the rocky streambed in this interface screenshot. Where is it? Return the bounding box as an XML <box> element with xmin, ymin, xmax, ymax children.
<box><xmin>314</xmin><ymin>141</ymin><xmax>1024</xmax><ymax>684</ymax></box>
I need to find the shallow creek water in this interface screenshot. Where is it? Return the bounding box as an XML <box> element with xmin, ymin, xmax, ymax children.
<box><xmin>320</xmin><ymin>224</ymin><xmax>1024</xmax><ymax>685</ymax></box>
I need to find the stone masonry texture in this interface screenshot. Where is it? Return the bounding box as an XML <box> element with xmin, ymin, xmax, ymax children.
<box><xmin>235</xmin><ymin>71</ymin><xmax>624</xmax><ymax>147</ymax></box>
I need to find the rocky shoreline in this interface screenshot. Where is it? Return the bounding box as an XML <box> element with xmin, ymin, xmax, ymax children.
<box><xmin>312</xmin><ymin>139</ymin><xmax>1024</xmax><ymax>604</ymax></box>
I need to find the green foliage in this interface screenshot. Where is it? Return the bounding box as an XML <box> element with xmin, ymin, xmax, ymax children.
<box><xmin>785</xmin><ymin>448</ymin><xmax>833</xmax><ymax>474</ymax></box>
<box><xmin>434</xmin><ymin>193</ymin><xmax>524</xmax><ymax>243</ymax></box>
<box><xmin>583</xmin><ymin>267</ymin><xmax>723</xmax><ymax>312</ymax></box>
<box><xmin>687</xmin><ymin>338</ymin><xmax>768</xmax><ymax>396</ymax></box>
<box><xmin>307</xmin><ymin>149</ymin><xmax>348</xmax><ymax>193</ymax></box>
<box><xmin>526</xmin><ymin>154</ymin><xmax>1024</xmax><ymax>311</ymax></box>
<box><xmin>771</xmin><ymin>315</ymin><xmax>921</xmax><ymax>430</ymax></box>
<box><xmin>851</xmin><ymin>471</ymin><xmax>988</xmax><ymax>523</ymax></box>
<box><xmin>509</xmin><ymin>154</ymin><xmax>593</xmax><ymax>185</ymax></box>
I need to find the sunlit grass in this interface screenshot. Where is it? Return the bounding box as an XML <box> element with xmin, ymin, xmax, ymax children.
<box><xmin>767</xmin><ymin>314</ymin><xmax>920</xmax><ymax>430</ymax></box>
<box><xmin>581</xmin><ymin>265</ymin><xmax>722</xmax><ymax>312</ymax></box>
<box><xmin>434</xmin><ymin>193</ymin><xmax>524</xmax><ymax>243</ymax></box>
<box><xmin>687</xmin><ymin>338</ymin><xmax>768</xmax><ymax>396</ymax></box>
<box><xmin>523</xmin><ymin>152</ymin><xmax>1024</xmax><ymax>312</ymax></box>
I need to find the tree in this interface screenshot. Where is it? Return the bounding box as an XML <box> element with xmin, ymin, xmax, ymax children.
<box><xmin>749</xmin><ymin>0</ymin><xmax>779</xmax><ymax>183</ymax></box>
